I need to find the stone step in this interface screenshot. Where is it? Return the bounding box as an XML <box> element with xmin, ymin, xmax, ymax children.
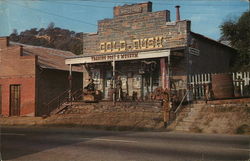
<box><xmin>189</xmin><ymin>110</ymin><xmax>201</xmax><ymax>114</ymax></box>
<box><xmin>188</xmin><ymin>114</ymin><xmax>200</xmax><ymax>117</ymax></box>
<box><xmin>189</xmin><ymin>109</ymin><xmax>202</xmax><ymax>113</ymax></box>
<box><xmin>187</xmin><ymin>113</ymin><xmax>200</xmax><ymax>118</ymax></box>
<box><xmin>182</xmin><ymin>118</ymin><xmax>196</xmax><ymax>122</ymax></box>
<box><xmin>177</xmin><ymin>121</ymin><xmax>193</xmax><ymax>127</ymax></box>
<box><xmin>190</xmin><ymin>107</ymin><xmax>202</xmax><ymax>111</ymax></box>
<box><xmin>175</xmin><ymin>126</ymin><xmax>190</xmax><ymax>131</ymax></box>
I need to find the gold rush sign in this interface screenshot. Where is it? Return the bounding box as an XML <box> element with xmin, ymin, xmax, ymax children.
<box><xmin>100</xmin><ymin>36</ymin><xmax>164</xmax><ymax>53</ymax></box>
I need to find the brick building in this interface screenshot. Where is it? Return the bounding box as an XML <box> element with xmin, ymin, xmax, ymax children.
<box><xmin>0</xmin><ymin>37</ymin><xmax>82</xmax><ymax>116</ymax></box>
<box><xmin>66</xmin><ymin>2</ymin><xmax>235</xmax><ymax>100</ymax></box>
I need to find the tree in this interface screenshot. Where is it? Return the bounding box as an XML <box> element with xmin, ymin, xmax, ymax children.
<box><xmin>12</xmin><ymin>29</ymin><xmax>18</xmax><ymax>35</ymax></box>
<box><xmin>47</xmin><ymin>22</ymin><xmax>55</xmax><ymax>30</ymax></box>
<box><xmin>220</xmin><ymin>11</ymin><xmax>250</xmax><ymax>70</ymax></box>
<box><xmin>9</xmin><ymin>22</ymin><xmax>83</xmax><ymax>55</ymax></box>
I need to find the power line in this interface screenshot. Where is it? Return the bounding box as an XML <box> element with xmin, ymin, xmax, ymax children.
<box><xmin>49</xmin><ymin>1</ymin><xmax>112</xmax><ymax>9</ymax></box>
<box><xmin>7</xmin><ymin>0</ymin><xmax>247</xmax><ymax>34</ymax></box>
<box><xmin>8</xmin><ymin>1</ymin><xmax>98</xmax><ymax>27</ymax></box>
<box><xmin>8</xmin><ymin>1</ymin><xmax>127</xmax><ymax>33</ymax></box>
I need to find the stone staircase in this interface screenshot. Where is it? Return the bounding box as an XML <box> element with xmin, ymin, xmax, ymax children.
<box><xmin>173</xmin><ymin>103</ymin><xmax>205</xmax><ymax>132</ymax></box>
<box><xmin>170</xmin><ymin>98</ymin><xmax>250</xmax><ymax>133</ymax></box>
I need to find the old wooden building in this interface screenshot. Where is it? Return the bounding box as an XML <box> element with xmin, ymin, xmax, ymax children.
<box><xmin>66</xmin><ymin>2</ymin><xmax>235</xmax><ymax>101</ymax></box>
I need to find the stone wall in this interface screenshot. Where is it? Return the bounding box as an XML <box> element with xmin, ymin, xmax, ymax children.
<box><xmin>83</xmin><ymin>2</ymin><xmax>190</xmax><ymax>55</ymax></box>
<box><xmin>170</xmin><ymin>98</ymin><xmax>250</xmax><ymax>134</ymax></box>
<box><xmin>45</xmin><ymin>101</ymin><xmax>164</xmax><ymax>130</ymax></box>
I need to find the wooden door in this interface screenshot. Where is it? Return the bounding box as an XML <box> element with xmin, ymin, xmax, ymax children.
<box><xmin>10</xmin><ymin>85</ymin><xmax>21</xmax><ymax>116</ymax></box>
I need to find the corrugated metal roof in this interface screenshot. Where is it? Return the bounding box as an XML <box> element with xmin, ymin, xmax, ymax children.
<box><xmin>10</xmin><ymin>42</ymin><xmax>82</xmax><ymax>72</ymax></box>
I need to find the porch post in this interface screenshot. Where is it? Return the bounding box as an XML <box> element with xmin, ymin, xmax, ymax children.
<box><xmin>112</xmin><ymin>54</ymin><xmax>116</xmax><ymax>104</ymax></box>
<box><xmin>69</xmin><ymin>64</ymin><xmax>72</xmax><ymax>102</ymax></box>
<box><xmin>160</xmin><ymin>58</ymin><xmax>167</xmax><ymax>89</ymax></box>
<box><xmin>161</xmin><ymin>56</ymin><xmax>171</xmax><ymax>127</ymax></box>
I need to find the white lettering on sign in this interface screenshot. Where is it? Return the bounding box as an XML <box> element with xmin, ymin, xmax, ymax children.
<box><xmin>91</xmin><ymin>53</ymin><xmax>138</xmax><ymax>61</ymax></box>
<box><xmin>100</xmin><ymin>36</ymin><xmax>164</xmax><ymax>53</ymax></box>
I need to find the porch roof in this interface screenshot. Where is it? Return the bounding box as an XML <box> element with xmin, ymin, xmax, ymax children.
<box><xmin>65</xmin><ymin>49</ymin><xmax>171</xmax><ymax>65</ymax></box>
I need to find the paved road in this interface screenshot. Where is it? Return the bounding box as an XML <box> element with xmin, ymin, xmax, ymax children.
<box><xmin>0</xmin><ymin>127</ymin><xmax>249</xmax><ymax>161</ymax></box>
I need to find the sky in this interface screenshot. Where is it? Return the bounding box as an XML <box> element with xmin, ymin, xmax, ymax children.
<box><xmin>0</xmin><ymin>0</ymin><xmax>249</xmax><ymax>40</ymax></box>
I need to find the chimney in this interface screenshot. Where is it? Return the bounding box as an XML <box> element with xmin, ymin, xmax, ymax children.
<box><xmin>175</xmin><ymin>5</ymin><xmax>180</xmax><ymax>21</ymax></box>
<box><xmin>0</xmin><ymin>37</ymin><xmax>9</xmax><ymax>49</ymax></box>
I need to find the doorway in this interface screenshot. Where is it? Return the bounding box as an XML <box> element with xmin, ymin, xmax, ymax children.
<box><xmin>9</xmin><ymin>85</ymin><xmax>21</xmax><ymax>116</ymax></box>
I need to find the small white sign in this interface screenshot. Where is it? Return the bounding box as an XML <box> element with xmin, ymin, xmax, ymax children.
<box><xmin>189</xmin><ymin>47</ymin><xmax>200</xmax><ymax>56</ymax></box>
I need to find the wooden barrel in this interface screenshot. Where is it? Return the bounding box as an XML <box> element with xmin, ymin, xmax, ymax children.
<box><xmin>212</xmin><ymin>73</ymin><xmax>234</xmax><ymax>99</ymax></box>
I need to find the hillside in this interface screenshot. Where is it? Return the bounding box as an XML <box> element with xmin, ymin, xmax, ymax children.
<box><xmin>9</xmin><ymin>24</ymin><xmax>83</xmax><ymax>55</ymax></box>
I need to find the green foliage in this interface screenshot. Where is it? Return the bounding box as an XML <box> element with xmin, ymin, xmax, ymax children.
<box><xmin>220</xmin><ymin>11</ymin><xmax>250</xmax><ymax>70</ymax></box>
<box><xmin>9</xmin><ymin>23</ymin><xmax>83</xmax><ymax>55</ymax></box>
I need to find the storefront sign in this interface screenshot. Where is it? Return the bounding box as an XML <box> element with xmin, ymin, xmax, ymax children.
<box><xmin>91</xmin><ymin>53</ymin><xmax>138</xmax><ymax>62</ymax></box>
<box><xmin>65</xmin><ymin>50</ymin><xmax>170</xmax><ymax>65</ymax></box>
<box><xmin>100</xmin><ymin>36</ymin><xmax>164</xmax><ymax>53</ymax></box>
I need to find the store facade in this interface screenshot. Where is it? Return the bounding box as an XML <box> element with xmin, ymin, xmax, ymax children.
<box><xmin>66</xmin><ymin>2</ymin><xmax>234</xmax><ymax>101</ymax></box>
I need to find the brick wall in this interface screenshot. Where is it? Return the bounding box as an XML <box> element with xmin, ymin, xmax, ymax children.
<box><xmin>0</xmin><ymin>37</ymin><xmax>9</xmax><ymax>49</ymax></box>
<box><xmin>0</xmin><ymin>37</ymin><xmax>37</xmax><ymax>116</ymax></box>
<box><xmin>0</xmin><ymin>77</ymin><xmax>36</xmax><ymax>116</ymax></box>
<box><xmin>0</xmin><ymin>46</ymin><xmax>36</xmax><ymax>77</ymax></box>
<box><xmin>0</xmin><ymin>37</ymin><xmax>83</xmax><ymax>116</ymax></box>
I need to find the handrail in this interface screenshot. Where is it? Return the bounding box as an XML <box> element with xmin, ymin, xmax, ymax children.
<box><xmin>174</xmin><ymin>91</ymin><xmax>188</xmax><ymax>114</ymax></box>
<box><xmin>72</xmin><ymin>88</ymin><xmax>83</xmax><ymax>101</ymax></box>
<box><xmin>46</xmin><ymin>89</ymin><xmax>70</xmax><ymax>114</ymax></box>
<box><xmin>46</xmin><ymin>88</ymin><xmax>83</xmax><ymax>115</ymax></box>
<box><xmin>46</xmin><ymin>89</ymin><xmax>70</xmax><ymax>106</ymax></box>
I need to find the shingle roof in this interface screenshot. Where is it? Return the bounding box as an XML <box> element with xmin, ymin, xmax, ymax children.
<box><xmin>10</xmin><ymin>42</ymin><xmax>82</xmax><ymax>72</ymax></box>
